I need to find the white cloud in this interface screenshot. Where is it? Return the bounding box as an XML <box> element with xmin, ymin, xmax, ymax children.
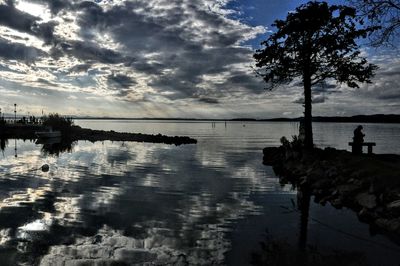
<box><xmin>0</xmin><ymin>0</ymin><xmax>397</xmax><ymax>118</ymax></box>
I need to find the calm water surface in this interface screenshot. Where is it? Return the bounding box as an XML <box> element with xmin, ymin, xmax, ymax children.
<box><xmin>0</xmin><ymin>121</ymin><xmax>399</xmax><ymax>265</ymax></box>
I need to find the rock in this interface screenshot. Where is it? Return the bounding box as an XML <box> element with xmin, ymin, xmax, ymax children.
<box><xmin>347</xmin><ymin>178</ymin><xmax>356</xmax><ymax>184</ymax></box>
<box><xmin>326</xmin><ymin>167</ymin><xmax>339</xmax><ymax>178</ymax></box>
<box><xmin>358</xmin><ymin>208</ymin><xmax>370</xmax><ymax>221</ymax></box>
<box><xmin>311</xmin><ymin>179</ymin><xmax>332</xmax><ymax>190</ymax></box>
<box><xmin>378</xmin><ymin>193</ymin><xmax>384</xmax><ymax>203</ymax></box>
<box><xmin>292</xmin><ymin>151</ymin><xmax>300</xmax><ymax>159</ymax></box>
<box><xmin>375</xmin><ymin>218</ymin><xmax>400</xmax><ymax>233</ymax></box>
<box><xmin>387</xmin><ymin>200</ymin><xmax>400</xmax><ymax>209</ymax></box>
<box><xmin>355</xmin><ymin>192</ymin><xmax>377</xmax><ymax>209</ymax></box>
<box><xmin>262</xmin><ymin>144</ymin><xmax>400</xmax><ymax>236</ymax></box>
<box><xmin>353</xmin><ymin>179</ymin><xmax>366</xmax><ymax>187</ymax></box>
<box><xmin>369</xmin><ymin>183</ymin><xmax>375</xmax><ymax>194</ymax></box>
<box><xmin>318</xmin><ymin>196</ymin><xmax>331</xmax><ymax>205</ymax></box>
<box><xmin>299</xmin><ymin>176</ymin><xmax>308</xmax><ymax>186</ymax></box>
<box><xmin>307</xmin><ymin>168</ymin><xmax>326</xmax><ymax>181</ymax></box>
<box><xmin>263</xmin><ymin>147</ymin><xmax>283</xmax><ymax>165</ymax></box>
<box><xmin>386</xmin><ymin>200</ymin><xmax>400</xmax><ymax>216</ymax></box>
<box><xmin>374</xmin><ymin>206</ymin><xmax>384</xmax><ymax>215</ymax></box>
<box><xmin>312</xmin><ymin>189</ymin><xmax>325</xmax><ymax>197</ymax></box>
<box><xmin>350</xmin><ymin>170</ymin><xmax>362</xmax><ymax>179</ymax></box>
<box><xmin>337</xmin><ymin>184</ymin><xmax>360</xmax><ymax>196</ymax></box>
<box><xmin>291</xmin><ymin>166</ymin><xmax>306</xmax><ymax>177</ymax></box>
<box><xmin>331</xmin><ymin>198</ymin><xmax>343</xmax><ymax>208</ymax></box>
<box><xmin>358</xmin><ymin>208</ymin><xmax>377</xmax><ymax>222</ymax></box>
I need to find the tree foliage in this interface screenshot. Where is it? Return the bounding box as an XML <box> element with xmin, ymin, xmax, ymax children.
<box><xmin>349</xmin><ymin>0</ymin><xmax>400</xmax><ymax>46</ymax></box>
<box><xmin>42</xmin><ymin>113</ymin><xmax>74</xmax><ymax>133</ymax></box>
<box><xmin>253</xmin><ymin>1</ymin><xmax>378</xmax><ymax>148</ymax></box>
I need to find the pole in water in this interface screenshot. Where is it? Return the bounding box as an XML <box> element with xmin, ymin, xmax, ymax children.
<box><xmin>14</xmin><ymin>139</ymin><xmax>17</xmax><ymax>158</ymax></box>
<box><xmin>14</xmin><ymin>103</ymin><xmax>17</xmax><ymax>122</ymax></box>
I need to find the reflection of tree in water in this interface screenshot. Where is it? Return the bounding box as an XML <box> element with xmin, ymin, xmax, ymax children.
<box><xmin>40</xmin><ymin>139</ymin><xmax>75</xmax><ymax>156</ymax></box>
<box><xmin>251</xmin><ymin>187</ymin><xmax>367</xmax><ymax>266</ymax></box>
<box><xmin>0</xmin><ymin>138</ymin><xmax>8</xmax><ymax>152</ymax></box>
<box><xmin>250</xmin><ymin>231</ymin><xmax>367</xmax><ymax>266</ymax></box>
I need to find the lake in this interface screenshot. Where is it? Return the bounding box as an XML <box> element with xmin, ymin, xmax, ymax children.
<box><xmin>0</xmin><ymin>120</ymin><xmax>399</xmax><ymax>265</ymax></box>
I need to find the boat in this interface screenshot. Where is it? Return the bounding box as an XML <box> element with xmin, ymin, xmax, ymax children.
<box><xmin>35</xmin><ymin>128</ymin><xmax>61</xmax><ymax>138</ymax></box>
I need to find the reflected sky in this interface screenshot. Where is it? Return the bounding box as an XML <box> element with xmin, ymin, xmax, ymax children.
<box><xmin>0</xmin><ymin>121</ymin><xmax>399</xmax><ymax>265</ymax></box>
<box><xmin>0</xmin><ymin>137</ymin><xmax>284</xmax><ymax>265</ymax></box>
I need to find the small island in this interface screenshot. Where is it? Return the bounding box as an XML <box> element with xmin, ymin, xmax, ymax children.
<box><xmin>0</xmin><ymin>114</ymin><xmax>197</xmax><ymax>146</ymax></box>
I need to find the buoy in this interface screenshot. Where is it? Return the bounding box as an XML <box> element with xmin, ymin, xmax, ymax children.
<box><xmin>41</xmin><ymin>164</ymin><xmax>50</xmax><ymax>172</ymax></box>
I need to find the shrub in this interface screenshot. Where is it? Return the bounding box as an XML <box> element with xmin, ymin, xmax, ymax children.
<box><xmin>280</xmin><ymin>135</ymin><xmax>304</xmax><ymax>151</ymax></box>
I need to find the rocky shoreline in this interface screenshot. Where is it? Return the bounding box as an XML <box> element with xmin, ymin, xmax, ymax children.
<box><xmin>263</xmin><ymin>144</ymin><xmax>400</xmax><ymax>237</ymax></box>
<box><xmin>0</xmin><ymin>124</ymin><xmax>197</xmax><ymax>145</ymax></box>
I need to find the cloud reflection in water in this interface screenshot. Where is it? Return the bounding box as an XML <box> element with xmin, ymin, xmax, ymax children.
<box><xmin>0</xmin><ymin>139</ymin><xmax>283</xmax><ymax>265</ymax></box>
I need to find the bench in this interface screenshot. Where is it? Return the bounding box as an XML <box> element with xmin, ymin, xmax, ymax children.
<box><xmin>348</xmin><ymin>142</ymin><xmax>376</xmax><ymax>154</ymax></box>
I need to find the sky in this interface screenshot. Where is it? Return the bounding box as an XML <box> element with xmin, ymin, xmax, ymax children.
<box><xmin>0</xmin><ymin>0</ymin><xmax>399</xmax><ymax>118</ymax></box>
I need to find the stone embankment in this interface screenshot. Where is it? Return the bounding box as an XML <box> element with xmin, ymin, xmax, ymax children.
<box><xmin>0</xmin><ymin>125</ymin><xmax>197</xmax><ymax>145</ymax></box>
<box><xmin>263</xmin><ymin>145</ymin><xmax>400</xmax><ymax>236</ymax></box>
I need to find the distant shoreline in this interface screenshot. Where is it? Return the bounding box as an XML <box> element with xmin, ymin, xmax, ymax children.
<box><xmin>72</xmin><ymin>114</ymin><xmax>400</xmax><ymax>123</ymax></box>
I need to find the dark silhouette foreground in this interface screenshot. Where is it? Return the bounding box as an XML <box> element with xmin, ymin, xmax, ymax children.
<box><xmin>352</xmin><ymin>125</ymin><xmax>365</xmax><ymax>154</ymax></box>
<box><xmin>263</xmin><ymin>142</ymin><xmax>400</xmax><ymax>236</ymax></box>
<box><xmin>254</xmin><ymin>1</ymin><xmax>377</xmax><ymax>149</ymax></box>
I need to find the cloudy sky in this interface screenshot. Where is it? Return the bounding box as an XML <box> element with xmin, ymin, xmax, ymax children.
<box><xmin>0</xmin><ymin>0</ymin><xmax>399</xmax><ymax>118</ymax></box>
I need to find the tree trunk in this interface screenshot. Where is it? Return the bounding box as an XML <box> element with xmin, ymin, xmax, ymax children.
<box><xmin>303</xmin><ymin>73</ymin><xmax>313</xmax><ymax>149</ymax></box>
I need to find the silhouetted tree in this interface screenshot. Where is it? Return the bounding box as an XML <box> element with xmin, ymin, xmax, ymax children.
<box><xmin>349</xmin><ymin>0</ymin><xmax>400</xmax><ymax>46</ymax></box>
<box><xmin>254</xmin><ymin>1</ymin><xmax>378</xmax><ymax>149</ymax></box>
<box><xmin>42</xmin><ymin>113</ymin><xmax>74</xmax><ymax>133</ymax></box>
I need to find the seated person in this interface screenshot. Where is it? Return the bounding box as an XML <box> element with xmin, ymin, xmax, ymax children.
<box><xmin>353</xmin><ymin>125</ymin><xmax>365</xmax><ymax>143</ymax></box>
<box><xmin>352</xmin><ymin>125</ymin><xmax>365</xmax><ymax>154</ymax></box>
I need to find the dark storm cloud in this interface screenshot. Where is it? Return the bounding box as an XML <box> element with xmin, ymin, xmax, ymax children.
<box><xmin>0</xmin><ymin>2</ymin><xmax>36</xmax><ymax>32</ymax></box>
<box><xmin>66</xmin><ymin>1</ymin><xmax>264</xmax><ymax>100</ymax></box>
<box><xmin>353</xmin><ymin>61</ymin><xmax>400</xmax><ymax>103</ymax></box>
<box><xmin>30</xmin><ymin>0</ymin><xmax>71</xmax><ymax>14</ymax></box>
<box><xmin>32</xmin><ymin>21</ymin><xmax>57</xmax><ymax>44</ymax></box>
<box><xmin>69</xmin><ymin>63</ymin><xmax>92</xmax><ymax>73</ymax></box>
<box><xmin>0</xmin><ymin>2</ymin><xmax>56</xmax><ymax>44</ymax></box>
<box><xmin>126</xmin><ymin>61</ymin><xmax>164</xmax><ymax>76</ymax></box>
<box><xmin>0</xmin><ymin>37</ymin><xmax>44</xmax><ymax>61</ymax></box>
<box><xmin>107</xmin><ymin>74</ymin><xmax>136</xmax><ymax>89</ymax></box>
<box><xmin>198</xmin><ymin>97</ymin><xmax>220</xmax><ymax>104</ymax></box>
<box><xmin>145</xmin><ymin>47</ymin><xmax>262</xmax><ymax>99</ymax></box>
<box><xmin>293</xmin><ymin>81</ymin><xmax>340</xmax><ymax>94</ymax></box>
<box><xmin>313</xmin><ymin>83</ymin><xmax>340</xmax><ymax>94</ymax></box>
<box><xmin>0</xmin><ymin>0</ymin><xmax>270</xmax><ymax>114</ymax></box>
<box><xmin>50</xmin><ymin>40</ymin><xmax>131</xmax><ymax>64</ymax></box>
<box><xmin>313</xmin><ymin>95</ymin><xmax>327</xmax><ymax>104</ymax></box>
<box><xmin>377</xmin><ymin>93</ymin><xmax>400</xmax><ymax>100</ymax></box>
<box><xmin>379</xmin><ymin>69</ymin><xmax>400</xmax><ymax>77</ymax></box>
<box><xmin>225</xmin><ymin>71</ymin><xmax>265</xmax><ymax>93</ymax></box>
